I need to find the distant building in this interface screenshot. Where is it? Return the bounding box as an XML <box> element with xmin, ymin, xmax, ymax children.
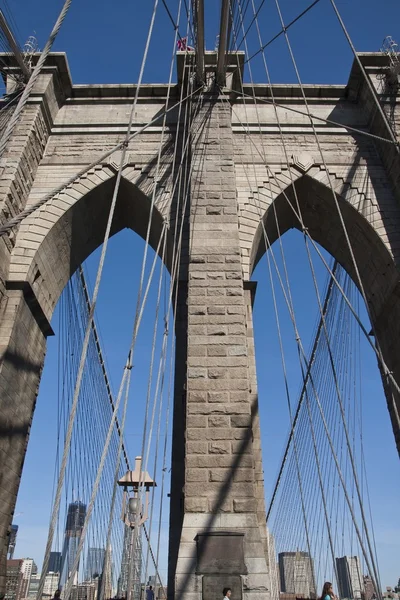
<box><xmin>8</xmin><ymin>525</ymin><xmax>18</xmax><ymax>560</ymax></box>
<box><xmin>28</xmin><ymin>575</ymin><xmax>41</xmax><ymax>599</ymax></box>
<box><xmin>85</xmin><ymin>548</ymin><xmax>105</xmax><ymax>581</ymax></box>
<box><xmin>48</xmin><ymin>552</ymin><xmax>62</xmax><ymax>575</ymax></box>
<box><xmin>70</xmin><ymin>582</ymin><xmax>97</xmax><ymax>600</ymax></box>
<box><xmin>6</xmin><ymin>560</ymin><xmax>23</xmax><ymax>600</ymax></box>
<box><xmin>43</xmin><ymin>572</ymin><xmax>60</xmax><ymax>598</ymax></box>
<box><xmin>336</xmin><ymin>556</ymin><xmax>363</xmax><ymax>600</ymax></box>
<box><xmin>20</xmin><ymin>559</ymin><xmax>38</xmax><ymax>600</ymax></box>
<box><xmin>60</xmin><ymin>501</ymin><xmax>87</xmax><ymax>588</ymax></box>
<box><xmin>278</xmin><ymin>551</ymin><xmax>316</xmax><ymax>598</ymax></box>
<box><xmin>363</xmin><ymin>575</ymin><xmax>376</xmax><ymax>600</ymax></box>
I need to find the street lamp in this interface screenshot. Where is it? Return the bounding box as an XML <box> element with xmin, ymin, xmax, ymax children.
<box><xmin>118</xmin><ymin>457</ymin><xmax>156</xmax><ymax>600</ymax></box>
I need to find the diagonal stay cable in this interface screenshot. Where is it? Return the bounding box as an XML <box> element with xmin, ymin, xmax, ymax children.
<box><xmin>238</xmin><ymin>0</ymin><xmax>322</xmax><ymax>64</ymax></box>
<box><xmin>37</xmin><ymin>0</ymin><xmax>161</xmax><ymax>595</ymax></box>
<box><xmin>78</xmin><ymin>265</ymin><xmax>130</xmax><ymax>471</ymax></box>
<box><xmin>266</xmin><ymin>261</ymin><xmax>338</xmax><ymax>522</ymax></box>
<box><xmin>0</xmin><ymin>0</ymin><xmax>72</xmax><ymax>157</ymax></box>
<box><xmin>328</xmin><ymin>0</ymin><xmax>399</xmax><ymax>149</ymax></box>
<box><xmin>233</xmin><ymin>89</ymin><xmax>400</xmax><ymax>147</ymax></box>
<box><xmin>64</xmin><ymin>223</ymin><xmax>169</xmax><ymax>600</ymax></box>
<box><xmin>274</xmin><ymin>0</ymin><xmax>400</xmax><ymax>439</ymax></box>
<box><xmin>99</xmin><ymin>5</ymin><xmax>186</xmax><ymax>591</ymax></box>
<box><xmin>0</xmin><ymin>84</ymin><xmax>202</xmax><ymax>238</ymax></box>
<box><xmin>224</xmin><ymin>95</ymin><xmax>400</xmax><ymax>400</ymax></box>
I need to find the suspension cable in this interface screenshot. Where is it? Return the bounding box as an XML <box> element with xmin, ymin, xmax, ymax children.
<box><xmin>0</xmin><ymin>0</ymin><xmax>72</xmax><ymax>157</ymax></box>
<box><xmin>328</xmin><ymin>0</ymin><xmax>399</xmax><ymax>149</ymax></box>
<box><xmin>0</xmin><ymin>84</ymin><xmax>202</xmax><ymax>238</ymax></box>
<box><xmin>37</xmin><ymin>0</ymin><xmax>162</xmax><ymax>594</ymax></box>
<box><xmin>233</xmin><ymin>89</ymin><xmax>400</xmax><ymax>147</ymax></box>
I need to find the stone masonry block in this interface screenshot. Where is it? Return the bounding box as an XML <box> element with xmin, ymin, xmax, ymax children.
<box><xmin>233</xmin><ymin>498</ymin><xmax>257</xmax><ymax>513</ymax></box>
<box><xmin>187</xmin><ymin>454</ymin><xmax>254</xmax><ymax>469</ymax></box>
<box><xmin>207</xmin><ymin>428</ymin><xmax>234</xmax><ymax>440</ymax></box>
<box><xmin>185</xmin><ymin>497</ymin><xmax>207</xmax><ymax>512</ymax></box>
<box><xmin>231</xmin><ymin>414</ymin><xmax>252</xmax><ymax>427</ymax></box>
<box><xmin>231</xmin><ymin>441</ymin><xmax>252</xmax><ymax>454</ymax></box>
<box><xmin>209</xmin><ymin>441</ymin><xmax>231</xmax><ymax>454</ymax></box>
<box><xmin>187</xmin><ymin>441</ymin><xmax>208</xmax><ymax>454</ymax></box>
<box><xmin>207</xmin><ymin>368</ymin><xmax>226</xmax><ymax>379</ymax></box>
<box><xmin>208</xmin><ymin>415</ymin><xmax>230</xmax><ymax>428</ymax></box>
<box><xmin>208</xmin><ymin>496</ymin><xmax>233</xmax><ymax>513</ymax></box>
<box><xmin>189</xmin><ymin>345</ymin><xmax>207</xmax><ymax>357</ymax></box>
<box><xmin>187</xmin><ymin>415</ymin><xmax>207</xmax><ymax>428</ymax></box>
<box><xmin>209</xmin><ymin>469</ymin><xmax>227</xmax><ymax>482</ymax></box>
<box><xmin>208</xmin><ymin>391</ymin><xmax>229</xmax><ymax>403</ymax></box>
<box><xmin>207</xmin><ymin>345</ymin><xmax>227</xmax><ymax>357</ymax></box>
<box><xmin>207</xmin><ymin>306</ymin><xmax>226</xmax><ymax>315</ymax></box>
<box><xmin>186</xmin><ymin>468</ymin><xmax>208</xmax><ymax>483</ymax></box>
<box><xmin>207</xmin><ymin>325</ymin><xmax>227</xmax><ymax>336</ymax></box>
<box><xmin>188</xmin><ymin>391</ymin><xmax>207</xmax><ymax>403</ymax></box>
<box><xmin>188</xmin><ymin>367</ymin><xmax>206</xmax><ymax>379</ymax></box>
<box><xmin>186</xmin><ymin>428</ymin><xmax>208</xmax><ymax>441</ymax></box>
<box><xmin>233</xmin><ymin>468</ymin><xmax>254</xmax><ymax>482</ymax></box>
<box><xmin>228</xmin><ymin>345</ymin><xmax>248</xmax><ymax>356</ymax></box>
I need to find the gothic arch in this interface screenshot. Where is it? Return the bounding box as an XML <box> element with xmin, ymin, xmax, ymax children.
<box><xmin>8</xmin><ymin>168</ymin><xmax>173</xmax><ymax>324</ymax></box>
<box><xmin>249</xmin><ymin>173</ymin><xmax>400</xmax><ymax>453</ymax></box>
<box><xmin>0</xmin><ymin>172</ymin><xmax>173</xmax><ymax>563</ymax></box>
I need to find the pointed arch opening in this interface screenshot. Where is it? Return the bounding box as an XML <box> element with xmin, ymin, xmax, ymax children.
<box><xmin>249</xmin><ymin>173</ymin><xmax>400</xmax><ymax>453</ymax></box>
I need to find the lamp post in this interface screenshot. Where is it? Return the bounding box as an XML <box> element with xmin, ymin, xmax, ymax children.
<box><xmin>118</xmin><ymin>457</ymin><xmax>155</xmax><ymax>600</ymax></box>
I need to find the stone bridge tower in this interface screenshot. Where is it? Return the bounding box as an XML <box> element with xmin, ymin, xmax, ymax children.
<box><xmin>0</xmin><ymin>51</ymin><xmax>399</xmax><ymax>600</ymax></box>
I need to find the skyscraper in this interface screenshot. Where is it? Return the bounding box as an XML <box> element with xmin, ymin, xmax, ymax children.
<box><xmin>59</xmin><ymin>501</ymin><xmax>87</xmax><ymax>589</ymax></box>
<box><xmin>278</xmin><ymin>551</ymin><xmax>316</xmax><ymax>598</ymax></box>
<box><xmin>336</xmin><ymin>556</ymin><xmax>363</xmax><ymax>600</ymax></box>
<box><xmin>48</xmin><ymin>552</ymin><xmax>62</xmax><ymax>574</ymax></box>
<box><xmin>8</xmin><ymin>525</ymin><xmax>18</xmax><ymax>560</ymax></box>
<box><xmin>85</xmin><ymin>548</ymin><xmax>105</xmax><ymax>581</ymax></box>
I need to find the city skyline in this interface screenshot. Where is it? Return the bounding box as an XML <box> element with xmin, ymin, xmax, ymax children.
<box><xmin>6</xmin><ymin>522</ymin><xmax>400</xmax><ymax>597</ymax></box>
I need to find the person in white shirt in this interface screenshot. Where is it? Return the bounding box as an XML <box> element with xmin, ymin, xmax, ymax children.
<box><xmin>223</xmin><ymin>587</ymin><xmax>232</xmax><ymax>600</ymax></box>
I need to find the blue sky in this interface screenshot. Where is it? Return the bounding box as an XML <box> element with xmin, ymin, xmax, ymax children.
<box><xmin>6</xmin><ymin>0</ymin><xmax>400</xmax><ymax>592</ymax></box>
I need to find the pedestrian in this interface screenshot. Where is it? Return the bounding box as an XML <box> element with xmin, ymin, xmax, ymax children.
<box><xmin>146</xmin><ymin>585</ymin><xmax>154</xmax><ymax>600</ymax></box>
<box><xmin>223</xmin><ymin>588</ymin><xmax>232</xmax><ymax>600</ymax></box>
<box><xmin>52</xmin><ymin>590</ymin><xmax>61</xmax><ymax>600</ymax></box>
<box><xmin>320</xmin><ymin>582</ymin><xmax>337</xmax><ymax>600</ymax></box>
